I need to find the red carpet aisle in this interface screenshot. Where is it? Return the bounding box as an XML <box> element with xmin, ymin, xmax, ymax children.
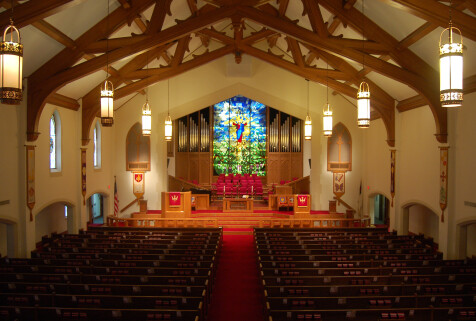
<box><xmin>207</xmin><ymin>233</ymin><xmax>265</xmax><ymax>321</ymax></box>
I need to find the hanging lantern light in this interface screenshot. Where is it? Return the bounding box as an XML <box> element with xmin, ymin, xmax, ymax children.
<box><xmin>0</xmin><ymin>19</ymin><xmax>23</xmax><ymax>105</ymax></box>
<box><xmin>165</xmin><ymin>115</ymin><xmax>172</xmax><ymax>141</ymax></box>
<box><xmin>142</xmin><ymin>101</ymin><xmax>151</xmax><ymax>136</ymax></box>
<box><xmin>323</xmin><ymin>104</ymin><xmax>333</xmax><ymax>137</ymax></box>
<box><xmin>322</xmin><ymin>61</ymin><xmax>333</xmax><ymax>137</ymax></box>
<box><xmin>304</xmin><ymin>115</ymin><xmax>312</xmax><ymax>140</ymax></box>
<box><xmin>142</xmin><ymin>50</ymin><xmax>152</xmax><ymax>136</ymax></box>
<box><xmin>357</xmin><ymin>81</ymin><xmax>370</xmax><ymax>128</ymax></box>
<box><xmin>100</xmin><ymin>80</ymin><xmax>114</xmax><ymax>126</ymax></box>
<box><xmin>164</xmin><ymin>79</ymin><xmax>172</xmax><ymax>141</ymax></box>
<box><xmin>439</xmin><ymin>20</ymin><xmax>463</xmax><ymax>107</ymax></box>
<box><xmin>304</xmin><ymin>79</ymin><xmax>312</xmax><ymax>140</ymax></box>
<box><xmin>100</xmin><ymin>0</ymin><xmax>114</xmax><ymax>126</ymax></box>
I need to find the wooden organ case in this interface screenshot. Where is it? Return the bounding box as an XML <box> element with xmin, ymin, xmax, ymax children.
<box><xmin>172</xmin><ymin>104</ymin><xmax>303</xmax><ymax>186</ymax></box>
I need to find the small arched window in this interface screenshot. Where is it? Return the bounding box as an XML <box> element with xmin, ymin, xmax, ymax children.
<box><xmin>93</xmin><ymin>121</ymin><xmax>101</xmax><ymax>168</ymax></box>
<box><xmin>49</xmin><ymin>111</ymin><xmax>61</xmax><ymax>171</ymax></box>
<box><xmin>327</xmin><ymin>122</ymin><xmax>352</xmax><ymax>172</ymax></box>
<box><xmin>126</xmin><ymin>123</ymin><xmax>151</xmax><ymax>171</ymax></box>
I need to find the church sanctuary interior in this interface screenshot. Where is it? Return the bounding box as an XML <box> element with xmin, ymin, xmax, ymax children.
<box><xmin>1</xmin><ymin>0</ymin><xmax>476</xmax><ymax>320</ymax></box>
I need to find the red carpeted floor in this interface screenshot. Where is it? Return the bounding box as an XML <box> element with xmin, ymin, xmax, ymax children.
<box><xmin>207</xmin><ymin>234</ymin><xmax>265</xmax><ymax>321</ymax></box>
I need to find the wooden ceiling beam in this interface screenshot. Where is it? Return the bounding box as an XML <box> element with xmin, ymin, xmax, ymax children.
<box><xmin>397</xmin><ymin>75</ymin><xmax>476</xmax><ymax>112</ymax></box>
<box><xmin>146</xmin><ymin>0</ymin><xmax>172</xmax><ymax>34</ymax></box>
<box><xmin>0</xmin><ymin>0</ymin><xmax>87</xmax><ymax>29</ymax></box>
<box><xmin>383</xmin><ymin>0</ymin><xmax>476</xmax><ymax>41</ymax></box>
<box><xmin>114</xmin><ymin>46</ymin><xmax>234</xmax><ymax>100</ymax></box>
<box><xmin>171</xmin><ymin>36</ymin><xmax>191</xmax><ymax>67</ymax></box>
<box><xmin>81</xmin><ymin>44</ymin><xmax>173</xmax><ymax>144</ymax></box>
<box><xmin>45</xmin><ymin>93</ymin><xmax>80</xmax><ymax>111</ymax></box>
<box><xmin>285</xmin><ymin>37</ymin><xmax>305</xmax><ymax>67</ymax></box>
<box><xmin>327</xmin><ymin>16</ymin><xmax>343</xmax><ymax>35</ymax></box>
<box><xmin>301</xmin><ymin>0</ymin><xmax>328</xmax><ymax>37</ymax></box>
<box><xmin>28</xmin><ymin>4</ymin><xmax>232</xmax><ymax>141</ymax></box>
<box><xmin>237</xmin><ymin>42</ymin><xmax>395</xmax><ymax>144</ymax></box>
<box><xmin>298</xmin><ymin>1</ymin><xmax>445</xmax><ymax>143</ymax></box>
<box><xmin>278</xmin><ymin>0</ymin><xmax>289</xmax><ymax>16</ymax></box>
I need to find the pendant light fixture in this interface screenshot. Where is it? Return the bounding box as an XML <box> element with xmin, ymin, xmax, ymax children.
<box><xmin>304</xmin><ymin>79</ymin><xmax>312</xmax><ymax>140</ymax></box>
<box><xmin>142</xmin><ymin>51</ymin><xmax>151</xmax><ymax>136</ymax></box>
<box><xmin>101</xmin><ymin>0</ymin><xmax>114</xmax><ymax>126</ymax></box>
<box><xmin>357</xmin><ymin>0</ymin><xmax>370</xmax><ymax>128</ymax></box>
<box><xmin>439</xmin><ymin>0</ymin><xmax>463</xmax><ymax>108</ymax></box>
<box><xmin>323</xmin><ymin>61</ymin><xmax>333</xmax><ymax>137</ymax></box>
<box><xmin>164</xmin><ymin>79</ymin><xmax>172</xmax><ymax>141</ymax></box>
<box><xmin>0</xmin><ymin>1</ymin><xmax>23</xmax><ymax>105</ymax></box>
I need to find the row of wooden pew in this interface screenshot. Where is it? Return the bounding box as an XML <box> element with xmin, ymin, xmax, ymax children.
<box><xmin>0</xmin><ymin>227</ymin><xmax>222</xmax><ymax>321</ymax></box>
<box><xmin>255</xmin><ymin>227</ymin><xmax>476</xmax><ymax>321</ymax></box>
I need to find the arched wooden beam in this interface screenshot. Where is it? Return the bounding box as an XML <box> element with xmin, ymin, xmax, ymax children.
<box><xmin>27</xmin><ymin>3</ymin><xmax>234</xmax><ymax>142</ymax></box>
<box><xmin>81</xmin><ymin>45</ymin><xmax>234</xmax><ymax>144</ymax></box>
<box><xmin>237</xmin><ymin>4</ymin><xmax>446</xmax><ymax>143</ymax></box>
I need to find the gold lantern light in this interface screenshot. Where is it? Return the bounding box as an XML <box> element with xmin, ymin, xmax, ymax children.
<box><xmin>323</xmin><ymin>62</ymin><xmax>333</xmax><ymax>137</ymax></box>
<box><xmin>100</xmin><ymin>80</ymin><xmax>114</xmax><ymax>126</ymax></box>
<box><xmin>304</xmin><ymin>79</ymin><xmax>312</xmax><ymax>140</ymax></box>
<box><xmin>164</xmin><ymin>79</ymin><xmax>172</xmax><ymax>141</ymax></box>
<box><xmin>357</xmin><ymin>81</ymin><xmax>370</xmax><ymax>128</ymax></box>
<box><xmin>439</xmin><ymin>4</ymin><xmax>463</xmax><ymax>108</ymax></box>
<box><xmin>0</xmin><ymin>19</ymin><xmax>23</xmax><ymax>104</ymax></box>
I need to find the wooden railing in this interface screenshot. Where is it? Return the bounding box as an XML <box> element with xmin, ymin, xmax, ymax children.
<box><xmin>107</xmin><ymin>215</ymin><xmax>218</xmax><ymax>228</ymax></box>
<box><xmin>168</xmin><ymin>175</ymin><xmax>210</xmax><ymax>192</ymax></box>
<box><xmin>333</xmin><ymin>196</ymin><xmax>356</xmax><ymax>212</ymax></box>
<box><xmin>283</xmin><ymin>176</ymin><xmax>310</xmax><ymax>194</ymax></box>
<box><xmin>258</xmin><ymin>217</ymin><xmax>370</xmax><ymax>228</ymax></box>
<box><xmin>120</xmin><ymin>197</ymin><xmax>142</xmax><ymax>213</ymax></box>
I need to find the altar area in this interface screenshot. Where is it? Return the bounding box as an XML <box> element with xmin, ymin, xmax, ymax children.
<box><xmin>107</xmin><ymin>196</ymin><xmax>370</xmax><ymax>230</ymax></box>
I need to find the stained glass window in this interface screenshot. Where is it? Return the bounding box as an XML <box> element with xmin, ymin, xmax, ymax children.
<box><xmin>93</xmin><ymin>121</ymin><xmax>101</xmax><ymax>168</ymax></box>
<box><xmin>213</xmin><ymin>96</ymin><xmax>267</xmax><ymax>176</ymax></box>
<box><xmin>49</xmin><ymin>115</ymin><xmax>56</xmax><ymax>169</ymax></box>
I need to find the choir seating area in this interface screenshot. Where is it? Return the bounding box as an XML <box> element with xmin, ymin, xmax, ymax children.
<box><xmin>0</xmin><ymin>227</ymin><xmax>222</xmax><ymax>321</ymax></box>
<box><xmin>212</xmin><ymin>173</ymin><xmax>264</xmax><ymax>200</ymax></box>
<box><xmin>255</xmin><ymin>228</ymin><xmax>476</xmax><ymax>321</ymax></box>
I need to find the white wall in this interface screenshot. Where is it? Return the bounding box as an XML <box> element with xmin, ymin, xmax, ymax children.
<box><xmin>467</xmin><ymin>223</ymin><xmax>476</xmax><ymax>258</ymax></box>
<box><xmin>0</xmin><ymin>223</ymin><xmax>6</xmax><ymax>256</ymax></box>
<box><xmin>35</xmin><ymin>203</ymin><xmax>68</xmax><ymax>243</ymax></box>
<box><xmin>408</xmin><ymin>204</ymin><xmax>439</xmax><ymax>242</ymax></box>
<box><xmin>114</xmin><ymin>55</ymin><xmax>362</xmax><ymax>215</ymax></box>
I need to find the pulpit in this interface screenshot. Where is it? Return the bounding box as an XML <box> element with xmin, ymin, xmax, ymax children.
<box><xmin>293</xmin><ymin>194</ymin><xmax>311</xmax><ymax>218</ymax></box>
<box><xmin>161</xmin><ymin>191</ymin><xmax>191</xmax><ymax>218</ymax></box>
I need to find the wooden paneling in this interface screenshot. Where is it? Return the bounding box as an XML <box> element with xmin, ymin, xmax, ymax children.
<box><xmin>291</xmin><ymin>153</ymin><xmax>303</xmax><ymax>180</ymax></box>
<box><xmin>175</xmin><ymin>152</ymin><xmax>189</xmax><ymax>180</ymax></box>
<box><xmin>199</xmin><ymin>153</ymin><xmax>210</xmax><ymax>185</ymax></box>
<box><xmin>267</xmin><ymin>154</ymin><xmax>280</xmax><ymax>185</ymax></box>
<box><xmin>279</xmin><ymin>154</ymin><xmax>291</xmax><ymax>182</ymax></box>
<box><xmin>189</xmin><ymin>154</ymin><xmax>199</xmax><ymax>182</ymax></box>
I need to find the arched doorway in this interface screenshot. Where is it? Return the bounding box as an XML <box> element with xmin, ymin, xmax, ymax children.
<box><xmin>401</xmin><ymin>203</ymin><xmax>439</xmax><ymax>246</ymax></box>
<box><xmin>35</xmin><ymin>202</ymin><xmax>74</xmax><ymax>244</ymax></box>
<box><xmin>368</xmin><ymin>193</ymin><xmax>390</xmax><ymax>226</ymax></box>
<box><xmin>87</xmin><ymin>193</ymin><xmax>108</xmax><ymax>225</ymax></box>
<box><xmin>456</xmin><ymin>220</ymin><xmax>476</xmax><ymax>259</ymax></box>
<box><xmin>0</xmin><ymin>219</ymin><xmax>17</xmax><ymax>257</ymax></box>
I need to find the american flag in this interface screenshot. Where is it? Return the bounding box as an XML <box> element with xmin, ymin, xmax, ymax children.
<box><xmin>114</xmin><ymin>178</ymin><xmax>119</xmax><ymax>216</ymax></box>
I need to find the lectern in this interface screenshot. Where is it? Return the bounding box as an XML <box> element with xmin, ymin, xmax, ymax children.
<box><xmin>161</xmin><ymin>191</ymin><xmax>191</xmax><ymax>218</ymax></box>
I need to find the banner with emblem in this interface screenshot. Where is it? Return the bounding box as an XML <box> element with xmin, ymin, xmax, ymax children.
<box><xmin>26</xmin><ymin>146</ymin><xmax>35</xmax><ymax>221</ymax></box>
<box><xmin>297</xmin><ymin>195</ymin><xmax>308</xmax><ymax>207</ymax></box>
<box><xmin>390</xmin><ymin>149</ymin><xmax>396</xmax><ymax>207</ymax></box>
<box><xmin>333</xmin><ymin>172</ymin><xmax>345</xmax><ymax>198</ymax></box>
<box><xmin>133</xmin><ymin>172</ymin><xmax>145</xmax><ymax>199</ymax></box>
<box><xmin>81</xmin><ymin>149</ymin><xmax>86</xmax><ymax>205</ymax></box>
<box><xmin>439</xmin><ymin>147</ymin><xmax>449</xmax><ymax>222</ymax></box>
<box><xmin>169</xmin><ymin>192</ymin><xmax>181</xmax><ymax>207</ymax></box>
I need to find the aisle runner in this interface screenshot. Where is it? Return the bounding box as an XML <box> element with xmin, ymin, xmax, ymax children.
<box><xmin>207</xmin><ymin>233</ymin><xmax>265</xmax><ymax>321</ymax></box>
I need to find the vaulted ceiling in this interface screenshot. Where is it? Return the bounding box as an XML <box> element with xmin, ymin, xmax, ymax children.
<box><xmin>2</xmin><ymin>0</ymin><xmax>476</xmax><ymax>146</ymax></box>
